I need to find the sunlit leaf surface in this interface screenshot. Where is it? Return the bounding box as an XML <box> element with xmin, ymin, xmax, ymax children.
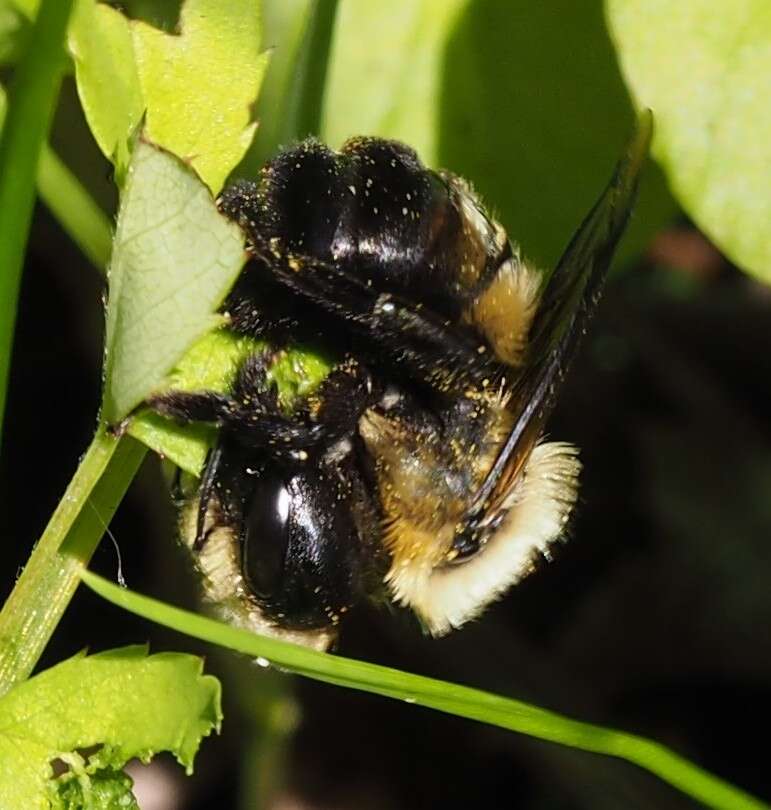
<box><xmin>70</xmin><ymin>0</ymin><xmax>268</xmax><ymax>191</ymax></box>
<box><xmin>102</xmin><ymin>140</ymin><xmax>246</xmax><ymax>423</ymax></box>
<box><xmin>0</xmin><ymin>647</ymin><xmax>220</xmax><ymax>810</ymax></box>
<box><xmin>607</xmin><ymin>0</ymin><xmax>771</xmax><ymax>280</ymax></box>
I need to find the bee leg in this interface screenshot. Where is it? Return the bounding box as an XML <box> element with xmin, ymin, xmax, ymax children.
<box><xmin>247</xmin><ymin>241</ymin><xmax>497</xmax><ymax>395</ymax></box>
<box><xmin>194</xmin><ymin>442</ymin><xmax>224</xmax><ymax>551</ymax></box>
<box><xmin>149</xmin><ymin>351</ymin><xmax>377</xmax><ymax>462</ymax></box>
<box><xmin>145</xmin><ymin>390</ymin><xmax>233</xmax><ymax>423</ymax></box>
<box><xmin>224</xmin><ymin>262</ymin><xmax>301</xmax><ymax>343</ymax></box>
<box><xmin>231</xmin><ymin>351</ymin><xmax>281</xmax><ymax>412</ymax></box>
<box><xmin>308</xmin><ymin>357</ymin><xmax>380</xmax><ymax>441</ymax></box>
<box><xmin>222</xmin><ymin>357</ymin><xmax>379</xmax><ymax>460</ymax></box>
<box><xmin>145</xmin><ymin>351</ymin><xmax>277</xmax><ymax>425</ymax></box>
<box><xmin>168</xmin><ymin>466</ymin><xmax>185</xmax><ymax>502</ymax></box>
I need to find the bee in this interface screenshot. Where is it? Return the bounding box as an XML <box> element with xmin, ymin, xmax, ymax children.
<box><xmin>149</xmin><ymin>116</ymin><xmax>651</xmax><ymax>650</ymax></box>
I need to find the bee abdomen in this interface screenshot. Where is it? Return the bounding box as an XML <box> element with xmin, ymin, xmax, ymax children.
<box><xmin>220</xmin><ymin>137</ymin><xmax>512</xmax><ymax>321</ymax></box>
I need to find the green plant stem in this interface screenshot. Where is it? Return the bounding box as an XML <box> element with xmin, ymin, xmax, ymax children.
<box><xmin>0</xmin><ymin>83</ymin><xmax>111</xmax><ymax>274</ymax></box>
<box><xmin>0</xmin><ymin>0</ymin><xmax>74</xmax><ymax>448</ymax></box>
<box><xmin>226</xmin><ymin>660</ymin><xmax>297</xmax><ymax>810</ymax></box>
<box><xmin>82</xmin><ymin>571</ymin><xmax>769</xmax><ymax>810</ymax></box>
<box><xmin>37</xmin><ymin>145</ymin><xmax>112</xmax><ymax>272</ymax></box>
<box><xmin>0</xmin><ymin>430</ymin><xmax>146</xmax><ymax>696</ymax></box>
<box><xmin>279</xmin><ymin>0</ymin><xmax>339</xmax><ymax>142</ymax></box>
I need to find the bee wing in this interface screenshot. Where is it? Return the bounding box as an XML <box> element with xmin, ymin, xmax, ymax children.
<box><xmin>472</xmin><ymin>112</ymin><xmax>653</xmax><ymax>513</ymax></box>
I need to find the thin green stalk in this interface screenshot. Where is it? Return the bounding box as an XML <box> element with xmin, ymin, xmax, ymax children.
<box><xmin>37</xmin><ymin>145</ymin><xmax>112</xmax><ymax>272</ymax></box>
<box><xmin>0</xmin><ymin>430</ymin><xmax>146</xmax><ymax>696</ymax></box>
<box><xmin>227</xmin><ymin>660</ymin><xmax>297</xmax><ymax>810</ymax></box>
<box><xmin>278</xmin><ymin>0</ymin><xmax>339</xmax><ymax>142</ymax></box>
<box><xmin>0</xmin><ymin>0</ymin><xmax>74</xmax><ymax>448</ymax></box>
<box><xmin>82</xmin><ymin>572</ymin><xmax>770</xmax><ymax>810</ymax></box>
<box><xmin>0</xmin><ymin>82</ymin><xmax>111</xmax><ymax>274</ymax></box>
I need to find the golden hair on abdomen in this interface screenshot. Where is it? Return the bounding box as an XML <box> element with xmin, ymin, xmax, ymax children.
<box><xmin>388</xmin><ymin>442</ymin><xmax>581</xmax><ymax>636</ymax></box>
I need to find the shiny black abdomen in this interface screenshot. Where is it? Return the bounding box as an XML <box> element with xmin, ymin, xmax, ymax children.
<box><xmin>215</xmin><ymin>435</ymin><xmax>377</xmax><ymax>630</ymax></box>
<box><xmin>220</xmin><ymin>137</ymin><xmax>499</xmax><ymax>319</ymax></box>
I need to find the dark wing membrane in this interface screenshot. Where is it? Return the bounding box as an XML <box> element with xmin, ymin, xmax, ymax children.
<box><xmin>471</xmin><ymin>112</ymin><xmax>653</xmax><ymax>515</ymax></box>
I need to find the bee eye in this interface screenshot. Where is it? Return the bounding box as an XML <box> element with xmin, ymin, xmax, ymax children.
<box><xmin>242</xmin><ymin>470</ymin><xmax>291</xmax><ymax>599</ymax></box>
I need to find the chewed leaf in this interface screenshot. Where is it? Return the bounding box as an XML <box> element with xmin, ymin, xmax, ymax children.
<box><xmin>69</xmin><ymin>0</ymin><xmax>268</xmax><ymax>192</ymax></box>
<box><xmin>607</xmin><ymin>0</ymin><xmax>771</xmax><ymax>280</ymax></box>
<box><xmin>0</xmin><ymin>646</ymin><xmax>221</xmax><ymax>810</ymax></box>
<box><xmin>132</xmin><ymin>0</ymin><xmax>268</xmax><ymax>193</ymax></box>
<box><xmin>68</xmin><ymin>2</ymin><xmax>143</xmax><ymax>176</ymax></box>
<box><xmin>52</xmin><ymin>764</ymin><xmax>138</xmax><ymax>809</ymax></box>
<box><xmin>102</xmin><ymin>139</ymin><xmax>246</xmax><ymax>424</ymax></box>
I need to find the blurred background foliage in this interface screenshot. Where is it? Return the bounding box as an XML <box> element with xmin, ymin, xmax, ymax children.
<box><xmin>0</xmin><ymin>0</ymin><xmax>769</xmax><ymax>808</ymax></box>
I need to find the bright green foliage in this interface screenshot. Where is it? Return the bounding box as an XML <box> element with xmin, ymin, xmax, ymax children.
<box><xmin>321</xmin><ymin>0</ymin><xmax>677</xmax><ymax>271</ymax></box>
<box><xmin>2</xmin><ymin>3</ymin><xmax>767</xmax><ymax>810</ymax></box>
<box><xmin>246</xmin><ymin>0</ymin><xmax>318</xmax><ymax>170</ymax></box>
<box><xmin>101</xmin><ymin>139</ymin><xmax>246</xmax><ymax>424</ymax></box>
<box><xmin>132</xmin><ymin>0</ymin><xmax>268</xmax><ymax>192</ymax></box>
<box><xmin>128</xmin><ymin>329</ymin><xmax>254</xmax><ymax>475</ymax></box>
<box><xmin>607</xmin><ymin>0</ymin><xmax>771</xmax><ymax>281</ymax></box>
<box><xmin>54</xmin><ymin>765</ymin><xmax>138</xmax><ymax>810</ymax></box>
<box><xmin>0</xmin><ymin>646</ymin><xmax>221</xmax><ymax>810</ymax></box>
<box><xmin>322</xmin><ymin>0</ymin><xmax>465</xmax><ymax>164</ymax></box>
<box><xmin>68</xmin><ymin>1</ymin><xmax>143</xmax><ymax>176</ymax></box>
<box><xmin>69</xmin><ymin>0</ymin><xmax>268</xmax><ymax>192</ymax></box>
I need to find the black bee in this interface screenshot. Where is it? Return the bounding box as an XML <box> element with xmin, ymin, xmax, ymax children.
<box><xmin>149</xmin><ymin>117</ymin><xmax>651</xmax><ymax>650</ymax></box>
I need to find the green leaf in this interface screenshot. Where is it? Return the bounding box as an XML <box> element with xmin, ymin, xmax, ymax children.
<box><xmin>321</xmin><ymin>0</ymin><xmax>465</xmax><ymax>163</ymax></box>
<box><xmin>322</xmin><ymin>0</ymin><xmax>677</xmax><ymax>271</ymax></box>
<box><xmin>0</xmin><ymin>646</ymin><xmax>221</xmax><ymax>810</ymax></box>
<box><xmin>606</xmin><ymin>0</ymin><xmax>771</xmax><ymax>281</ymax></box>
<box><xmin>68</xmin><ymin>1</ymin><xmax>144</xmax><ymax>176</ymax></box>
<box><xmin>128</xmin><ymin>329</ymin><xmax>252</xmax><ymax>475</ymax></box>
<box><xmin>240</xmin><ymin>0</ymin><xmax>340</xmax><ymax>173</ymax></box>
<box><xmin>133</xmin><ymin>0</ymin><xmax>268</xmax><ymax>193</ymax></box>
<box><xmin>70</xmin><ymin>0</ymin><xmax>268</xmax><ymax>192</ymax></box>
<box><xmin>53</xmin><ymin>765</ymin><xmax>138</xmax><ymax>810</ymax></box>
<box><xmin>82</xmin><ymin>572</ymin><xmax>771</xmax><ymax>810</ymax></box>
<box><xmin>102</xmin><ymin>139</ymin><xmax>246</xmax><ymax>424</ymax></box>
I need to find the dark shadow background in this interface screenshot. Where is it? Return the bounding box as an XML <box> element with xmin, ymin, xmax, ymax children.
<box><xmin>1</xmin><ymin>2</ymin><xmax>770</xmax><ymax>809</ymax></box>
